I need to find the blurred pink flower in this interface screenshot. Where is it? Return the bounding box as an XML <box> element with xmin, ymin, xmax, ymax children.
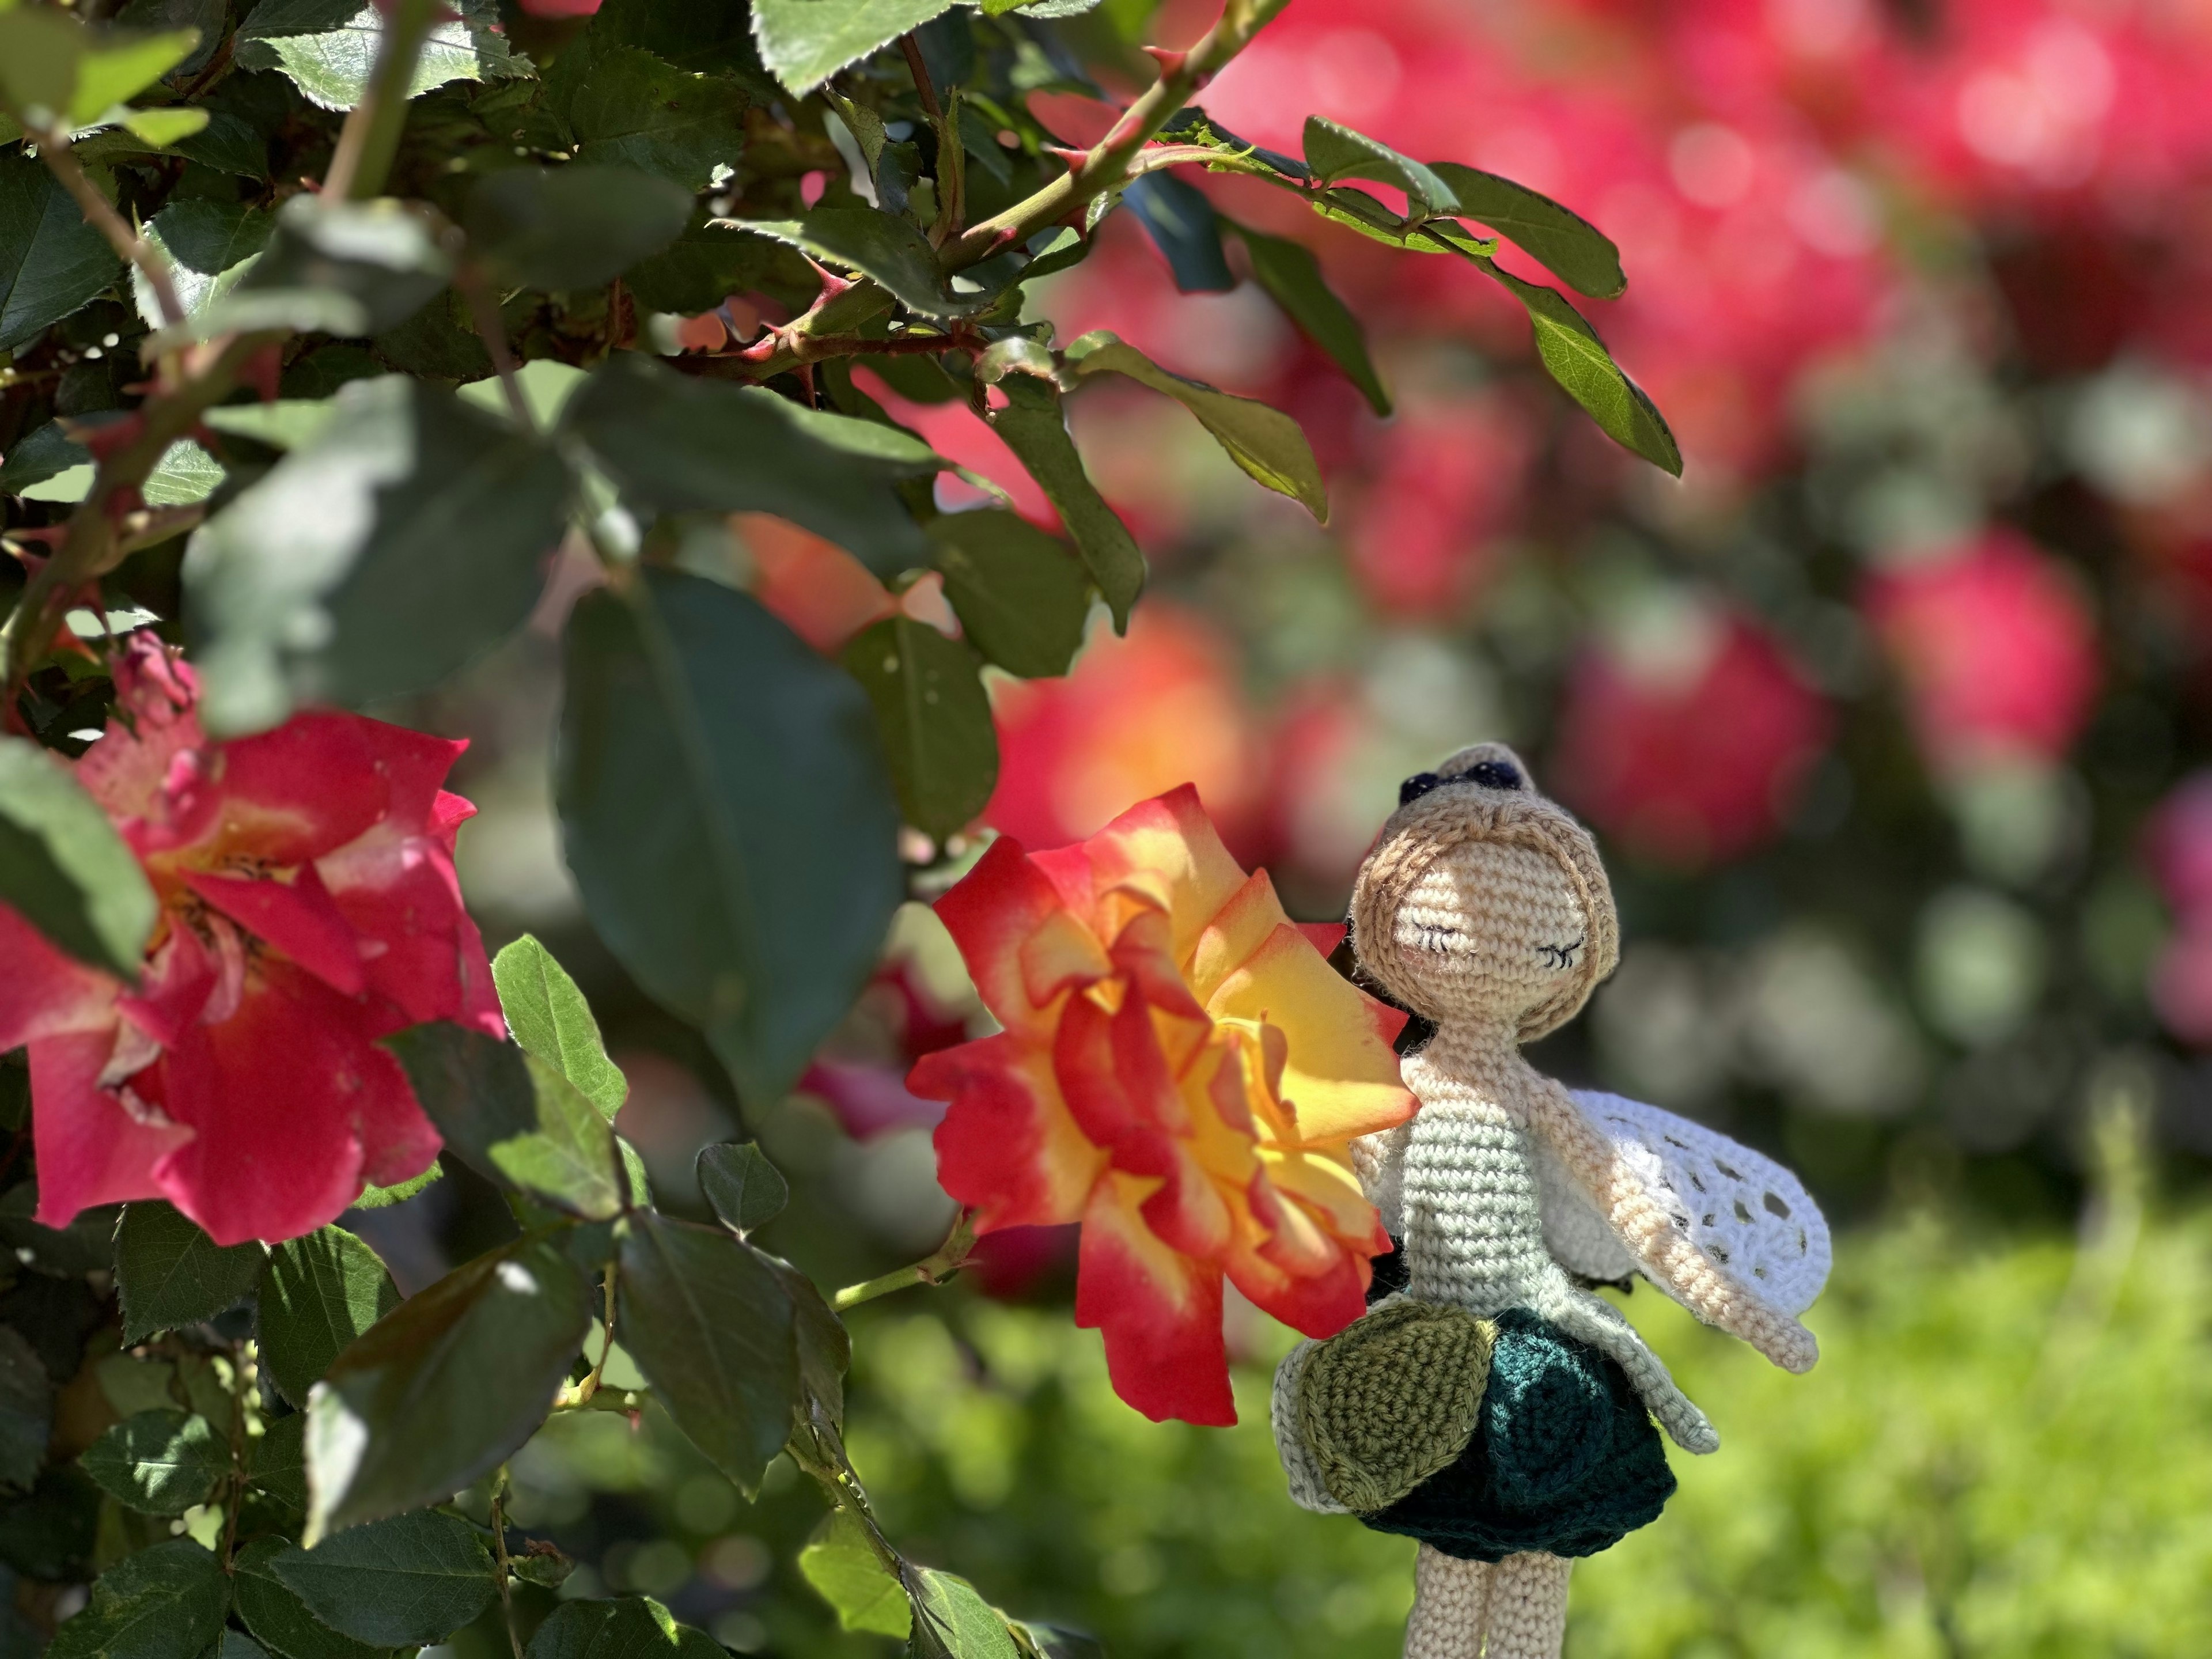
<box><xmin>2146</xmin><ymin>772</ymin><xmax>2212</xmax><ymax>1044</ymax></box>
<box><xmin>1864</xmin><ymin>529</ymin><xmax>2100</xmax><ymax>774</ymax></box>
<box><xmin>1552</xmin><ymin>606</ymin><xmax>1831</xmax><ymax>866</ymax></box>
<box><xmin>1344</xmin><ymin>391</ymin><xmax>1533</xmax><ymax>616</ymax></box>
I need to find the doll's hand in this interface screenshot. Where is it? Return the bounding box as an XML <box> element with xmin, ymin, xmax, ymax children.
<box><xmin>1536</xmin><ymin>1277</ymin><xmax>1721</xmax><ymax>1455</ymax></box>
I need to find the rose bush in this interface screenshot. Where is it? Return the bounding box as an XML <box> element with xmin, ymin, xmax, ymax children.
<box><xmin>0</xmin><ymin>638</ymin><xmax>497</xmax><ymax>1244</ymax></box>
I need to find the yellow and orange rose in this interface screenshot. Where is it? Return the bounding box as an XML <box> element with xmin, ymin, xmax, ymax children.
<box><xmin>910</xmin><ymin>786</ymin><xmax>1414</xmax><ymax>1425</ymax></box>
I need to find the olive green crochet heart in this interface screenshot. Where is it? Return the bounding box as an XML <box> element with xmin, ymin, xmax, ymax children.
<box><xmin>1297</xmin><ymin>1298</ymin><xmax>1495</xmax><ymax>1515</ymax></box>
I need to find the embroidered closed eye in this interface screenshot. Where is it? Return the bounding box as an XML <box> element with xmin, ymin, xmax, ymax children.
<box><xmin>1408</xmin><ymin>924</ymin><xmax>1471</xmax><ymax>955</ymax></box>
<box><xmin>1536</xmin><ymin>937</ymin><xmax>1584</xmax><ymax>969</ymax></box>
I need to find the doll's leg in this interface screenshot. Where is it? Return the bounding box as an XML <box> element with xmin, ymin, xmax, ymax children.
<box><xmin>1480</xmin><ymin>1552</ymin><xmax>1571</xmax><ymax>1659</ymax></box>
<box><xmin>1404</xmin><ymin>1545</ymin><xmax>1491</xmax><ymax>1659</ymax></box>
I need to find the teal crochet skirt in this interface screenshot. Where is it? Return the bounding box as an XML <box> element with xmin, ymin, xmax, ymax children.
<box><xmin>1359</xmin><ymin>1305</ymin><xmax>1676</xmax><ymax>1562</ymax></box>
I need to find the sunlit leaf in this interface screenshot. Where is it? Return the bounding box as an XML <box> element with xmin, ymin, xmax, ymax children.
<box><xmin>0</xmin><ymin>737</ymin><xmax>158</xmax><ymax>981</ymax></box>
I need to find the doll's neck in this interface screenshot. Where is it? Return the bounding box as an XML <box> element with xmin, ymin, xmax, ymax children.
<box><xmin>1404</xmin><ymin>1018</ymin><xmax>1531</xmax><ymax>1118</ymax></box>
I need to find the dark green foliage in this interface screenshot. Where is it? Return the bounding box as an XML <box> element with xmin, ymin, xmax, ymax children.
<box><xmin>382</xmin><ymin>1024</ymin><xmax>624</xmax><ymax>1218</ymax></box>
<box><xmin>523</xmin><ymin>1597</ymin><xmax>718</xmax><ymax>1659</ymax></box>
<box><xmin>0</xmin><ymin>1331</ymin><xmax>48</xmax><ymax>1493</ymax></box>
<box><xmin>465</xmin><ymin>166</ymin><xmax>694</xmax><ymax>292</ymax></box>
<box><xmin>232</xmin><ymin>1537</ymin><xmax>395</xmax><ymax>1659</ymax></box>
<box><xmin>492</xmin><ymin>936</ymin><xmax>628</xmax><ymax>1120</ymax></box>
<box><xmin>560</xmin><ymin>355</ymin><xmax>941</xmax><ymax>579</ymax></box>
<box><xmin>46</xmin><ymin>1540</ymin><xmax>229</xmax><ymax>1659</ymax></box>
<box><xmin>695</xmin><ymin>1143</ymin><xmax>789</xmax><ymax>1237</ymax></box>
<box><xmin>0</xmin><ymin>153</ymin><xmax>124</xmax><ymax>354</ymax></box>
<box><xmin>183</xmin><ymin>376</ymin><xmax>572</xmax><ymax>736</ymax></box>
<box><xmin>1122</xmin><ymin>174</ymin><xmax>1234</xmax><ymax>295</ymax></box>
<box><xmin>302</xmin><ymin>1234</ymin><xmax>589</xmax><ymax>1539</ymax></box>
<box><xmin>0</xmin><ymin>737</ymin><xmax>157</xmax><ymax>980</ymax></box>
<box><xmin>615</xmin><ymin>1214</ymin><xmax>798</xmax><ymax>1496</ymax></box>
<box><xmin>267</xmin><ymin>1510</ymin><xmax>497</xmax><ymax>1646</ymax></box>
<box><xmin>258</xmin><ymin>1229</ymin><xmax>402</xmax><ymax>1408</ymax></box>
<box><xmin>840</xmin><ymin>616</ymin><xmax>999</xmax><ymax>840</ymax></box>
<box><xmin>115</xmin><ymin>1203</ymin><xmax>266</xmax><ymax>1343</ymax></box>
<box><xmin>928</xmin><ymin>509</ymin><xmax>1094</xmax><ymax>679</ymax></box>
<box><xmin>566</xmin><ymin>48</ymin><xmax>749</xmax><ymax>190</ymax></box>
<box><xmin>556</xmin><ymin>570</ymin><xmax>903</xmax><ymax>1106</ymax></box>
<box><xmin>78</xmin><ymin>1412</ymin><xmax>225</xmax><ymax>1516</ymax></box>
<box><xmin>987</xmin><ymin>377</ymin><xmax>1146</xmax><ymax>631</ymax></box>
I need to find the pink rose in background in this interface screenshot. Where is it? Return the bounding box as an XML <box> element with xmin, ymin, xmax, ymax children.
<box><xmin>1865</xmin><ymin>529</ymin><xmax>2100</xmax><ymax>776</ymax></box>
<box><xmin>1552</xmin><ymin>604</ymin><xmax>1832</xmax><ymax>867</ymax></box>
<box><xmin>2146</xmin><ymin>773</ymin><xmax>2212</xmax><ymax>1045</ymax></box>
<box><xmin>0</xmin><ymin>639</ymin><xmax>501</xmax><ymax>1245</ymax></box>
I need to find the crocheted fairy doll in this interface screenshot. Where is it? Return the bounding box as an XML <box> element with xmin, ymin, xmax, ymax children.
<box><xmin>1272</xmin><ymin>744</ymin><xmax>1830</xmax><ymax>1659</ymax></box>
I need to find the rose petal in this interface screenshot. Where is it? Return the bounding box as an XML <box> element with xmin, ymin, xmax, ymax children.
<box><xmin>29</xmin><ymin>1028</ymin><xmax>193</xmax><ymax>1226</ymax></box>
<box><xmin>918</xmin><ymin>1034</ymin><xmax>1103</xmax><ymax>1232</ymax></box>
<box><xmin>185</xmin><ymin>866</ymin><xmax>366</xmax><ymax>996</ymax></box>
<box><xmin>1074</xmin><ymin>1173</ymin><xmax>1234</xmax><ymax>1426</ymax></box>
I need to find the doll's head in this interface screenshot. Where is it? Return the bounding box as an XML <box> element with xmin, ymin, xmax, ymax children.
<box><xmin>1349</xmin><ymin>744</ymin><xmax>1619</xmax><ymax>1040</ymax></box>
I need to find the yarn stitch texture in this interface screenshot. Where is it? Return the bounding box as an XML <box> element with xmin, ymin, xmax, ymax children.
<box><xmin>1297</xmin><ymin>1296</ymin><xmax>1496</xmax><ymax>1514</ymax></box>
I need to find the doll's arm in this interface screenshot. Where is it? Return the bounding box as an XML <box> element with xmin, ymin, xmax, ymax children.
<box><xmin>1528</xmin><ymin>1080</ymin><xmax>1819</xmax><ymax>1373</ymax></box>
<box><xmin>1530</xmin><ymin>1267</ymin><xmax>1719</xmax><ymax>1454</ymax></box>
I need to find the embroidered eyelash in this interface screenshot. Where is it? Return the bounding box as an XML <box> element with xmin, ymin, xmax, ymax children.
<box><xmin>1537</xmin><ymin>938</ymin><xmax>1584</xmax><ymax>969</ymax></box>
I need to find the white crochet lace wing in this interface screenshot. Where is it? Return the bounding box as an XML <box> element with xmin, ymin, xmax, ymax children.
<box><xmin>1537</xmin><ymin>1089</ymin><xmax>1831</xmax><ymax>1317</ymax></box>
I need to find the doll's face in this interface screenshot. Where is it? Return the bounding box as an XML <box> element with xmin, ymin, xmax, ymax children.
<box><xmin>1388</xmin><ymin>838</ymin><xmax>1592</xmax><ymax>1026</ymax></box>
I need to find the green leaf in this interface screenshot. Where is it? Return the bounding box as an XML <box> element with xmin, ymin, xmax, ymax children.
<box><xmin>493</xmin><ymin>935</ymin><xmax>627</xmax><ymax>1120</ymax></box>
<box><xmin>1429</xmin><ymin>161</ymin><xmax>1626</xmax><ymax>299</ymax></box>
<box><xmin>1122</xmin><ymin>173</ymin><xmax>1233</xmax><ymax>294</ymax></box>
<box><xmin>909</xmin><ymin>1570</ymin><xmax>1021</xmax><ymax>1659</ymax></box>
<box><xmin>115</xmin><ymin>1202</ymin><xmax>264</xmax><ymax>1344</ymax></box>
<box><xmin>246</xmin><ymin>1412</ymin><xmax>307</xmax><ymax>1516</ymax></box>
<box><xmin>200</xmin><ymin>400</ymin><xmax>343</xmax><ymax>451</ymax></box>
<box><xmin>616</xmin><ymin>1213</ymin><xmax>798</xmax><ymax>1495</ymax></box>
<box><xmin>257</xmin><ymin>1228</ymin><xmax>401</xmax><ymax>1409</ymax></box>
<box><xmin>695</xmin><ymin>1143</ymin><xmax>788</xmax><ymax>1237</ymax></box>
<box><xmin>729</xmin><ymin>209</ymin><xmax>1012</xmax><ymax>321</ymax></box>
<box><xmin>467</xmin><ymin>164</ymin><xmax>692</xmax><ymax>292</ymax></box>
<box><xmin>986</xmin><ymin>376</ymin><xmax>1145</xmax><ymax>632</ymax></box>
<box><xmin>777</xmin><ymin>1257</ymin><xmax>849</xmax><ymax>1428</ymax></box>
<box><xmin>0</xmin><ymin>421</ymin><xmax>91</xmax><ymax>495</ymax></box>
<box><xmin>204</xmin><ymin>195</ymin><xmax>450</xmax><ymax>342</ymax></box>
<box><xmin>798</xmin><ymin>1508</ymin><xmax>908</xmax><ymax>1638</ymax></box>
<box><xmin>110</xmin><ymin>106</ymin><xmax>208</xmax><ymax>147</ymax></box>
<box><xmin>0</xmin><ymin>151</ymin><xmax>124</xmax><ymax>354</ymax></box>
<box><xmin>560</xmin><ymin>354</ymin><xmax>938</xmax><ymax>579</ymax></box>
<box><xmin>349</xmin><ymin>1165</ymin><xmax>444</xmax><ymax>1210</ymax></box>
<box><xmin>230</xmin><ymin>1537</ymin><xmax>393</xmax><ymax>1659</ymax></box>
<box><xmin>380</xmin><ymin>1024</ymin><xmax>624</xmax><ymax>1221</ymax></box>
<box><xmin>839</xmin><ymin>616</ymin><xmax>998</xmax><ymax>842</ymax></box>
<box><xmin>266</xmin><ymin>1510</ymin><xmax>496</xmax><ymax>1647</ymax></box>
<box><xmin>524</xmin><ymin>1597</ymin><xmax>714</xmax><ymax>1659</ymax></box>
<box><xmin>239</xmin><ymin>1</ymin><xmax>525</xmax><ymax>111</ymax></box>
<box><xmin>211</xmin><ymin>1631</ymin><xmax>274</xmax><ymax>1659</ymax></box>
<box><xmin>71</xmin><ymin>32</ymin><xmax>204</xmax><ymax>125</ymax></box>
<box><xmin>1472</xmin><ymin>256</ymin><xmax>1682</xmax><ymax>475</ymax></box>
<box><xmin>78</xmin><ymin>1411</ymin><xmax>224</xmax><ymax>1517</ymax></box>
<box><xmin>0</xmin><ymin>736</ymin><xmax>158</xmax><ymax>981</ymax></box>
<box><xmin>1066</xmin><ymin>331</ymin><xmax>1328</xmax><ymax>520</ymax></box>
<box><xmin>926</xmin><ymin>509</ymin><xmax>1091</xmax><ymax>679</ymax></box>
<box><xmin>620</xmin><ymin>215</ymin><xmax>778</xmax><ymax>316</ymax></box>
<box><xmin>750</xmin><ymin>0</ymin><xmax>957</xmax><ymax>96</ymax></box>
<box><xmin>1301</xmin><ymin>116</ymin><xmax>1455</xmax><ymax>220</ymax></box>
<box><xmin>557</xmin><ymin>570</ymin><xmax>903</xmax><ymax>1106</ymax></box>
<box><xmin>142</xmin><ymin>439</ymin><xmax>225</xmax><ymax>506</ymax></box>
<box><xmin>134</xmin><ymin>200</ymin><xmax>274</xmax><ymax>329</ymax></box>
<box><xmin>183</xmin><ymin>375</ymin><xmax>571</xmax><ymax>737</ymax></box>
<box><xmin>303</xmin><ymin>1232</ymin><xmax>589</xmax><ymax>1540</ymax></box>
<box><xmin>569</xmin><ymin>47</ymin><xmax>749</xmax><ymax>191</ymax></box>
<box><xmin>0</xmin><ymin>1330</ymin><xmax>48</xmax><ymax>1493</ymax></box>
<box><xmin>1224</xmin><ymin>218</ymin><xmax>1389</xmax><ymax>416</ymax></box>
<box><xmin>46</xmin><ymin>1540</ymin><xmax>228</xmax><ymax>1659</ymax></box>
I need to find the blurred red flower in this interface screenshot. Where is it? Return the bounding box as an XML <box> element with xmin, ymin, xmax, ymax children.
<box><xmin>0</xmin><ymin>640</ymin><xmax>501</xmax><ymax>1245</ymax></box>
<box><xmin>911</xmin><ymin>787</ymin><xmax>1411</xmax><ymax>1423</ymax></box>
<box><xmin>985</xmin><ymin>603</ymin><xmax>1264</xmax><ymax>858</ymax></box>
<box><xmin>1344</xmin><ymin>389</ymin><xmax>1533</xmax><ymax>617</ymax></box>
<box><xmin>2145</xmin><ymin>772</ymin><xmax>2212</xmax><ymax>1044</ymax></box>
<box><xmin>1865</xmin><ymin>529</ymin><xmax>2100</xmax><ymax>774</ymax></box>
<box><xmin>1552</xmin><ymin>603</ymin><xmax>1832</xmax><ymax>866</ymax></box>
